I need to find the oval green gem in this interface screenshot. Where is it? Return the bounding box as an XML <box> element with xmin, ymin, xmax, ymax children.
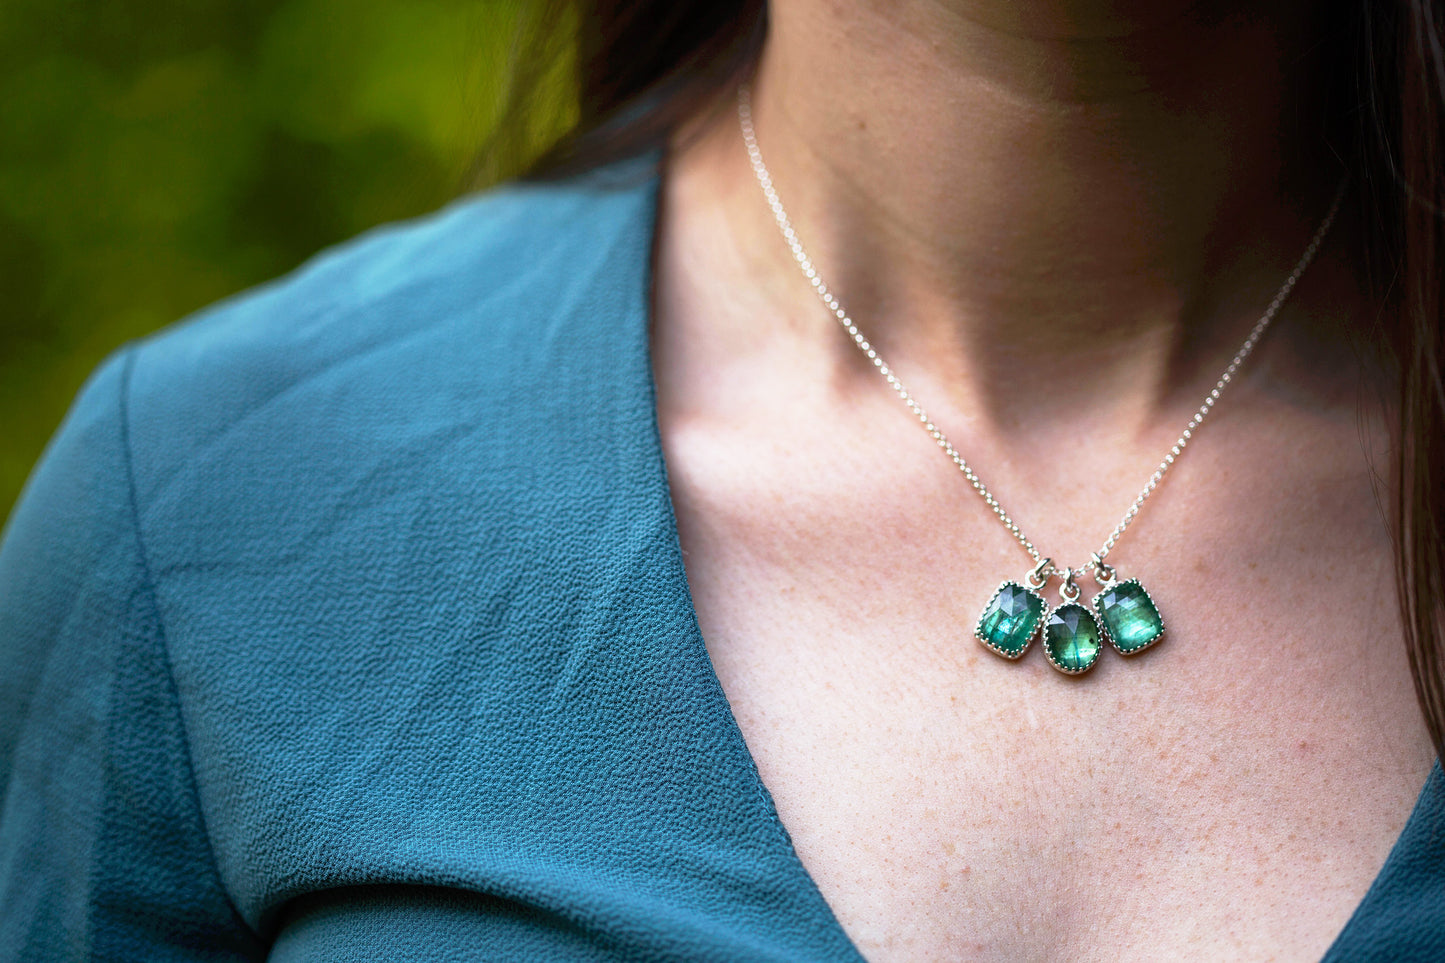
<box><xmin>1044</xmin><ymin>603</ymin><xmax>1102</xmax><ymax>674</ymax></box>
<box><xmin>976</xmin><ymin>581</ymin><xmax>1045</xmax><ymax>658</ymax></box>
<box><xmin>1094</xmin><ymin>579</ymin><xmax>1164</xmax><ymax>654</ymax></box>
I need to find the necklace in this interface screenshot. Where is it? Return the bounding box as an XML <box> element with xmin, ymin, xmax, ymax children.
<box><xmin>736</xmin><ymin>85</ymin><xmax>1346</xmax><ymax>675</ymax></box>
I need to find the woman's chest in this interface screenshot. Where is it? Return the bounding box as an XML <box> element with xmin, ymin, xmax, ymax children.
<box><xmin>661</xmin><ymin>402</ymin><xmax>1434</xmax><ymax>962</ymax></box>
<box><xmin>698</xmin><ymin>620</ymin><xmax>1426</xmax><ymax>962</ymax></box>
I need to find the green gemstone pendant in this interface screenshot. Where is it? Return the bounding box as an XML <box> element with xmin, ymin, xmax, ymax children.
<box><xmin>1043</xmin><ymin>603</ymin><xmax>1103</xmax><ymax>674</ymax></box>
<box><xmin>975</xmin><ymin>581</ymin><xmax>1046</xmax><ymax>659</ymax></box>
<box><xmin>1093</xmin><ymin>578</ymin><xmax>1165</xmax><ymax>654</ymax></box>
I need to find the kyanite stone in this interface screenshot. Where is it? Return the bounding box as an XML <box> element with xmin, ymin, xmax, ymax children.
<box><xmin>1044</xmin><ymin>603</ymin><xmax>1102</xmax><ymax>674</ymax></box>
<box><xmin>1094</xmin><ymin>579</ymin><xmax>1164</xmax><ymax>654</ymax></box>
<box><xmin>975</xmin><ymin>581</ymin><xmax>1045</xmax><ymax>658</ymax></box>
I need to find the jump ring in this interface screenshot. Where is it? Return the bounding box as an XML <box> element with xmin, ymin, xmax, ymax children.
<box><xmin>1026</xmin><ymin>557</ymin><xmax>1055</xmax><ymax>589</ymax></box>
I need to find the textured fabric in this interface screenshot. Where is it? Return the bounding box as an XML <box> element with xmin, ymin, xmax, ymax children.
<box><xmin>1321</xmin><ymin>767</ymin><xmax>1445</xmax><ymax>962</ymax></box>
<box><xmin>1</xmin><ymin>160</ymin><xmax>1441</xmax><ymax>961</ymax></box>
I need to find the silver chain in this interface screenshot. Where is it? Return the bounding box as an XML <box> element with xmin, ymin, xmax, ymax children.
<box><xmin>737</xmin><ymin>84</ymin><xmax>1346</xmax><ymax>583</ymax></box>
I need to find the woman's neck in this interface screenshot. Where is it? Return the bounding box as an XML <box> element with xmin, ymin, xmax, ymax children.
<box><xmin>691</xmin><ymin>0</ymin><xmax>1349</xmax><ymax>430</ymax></box>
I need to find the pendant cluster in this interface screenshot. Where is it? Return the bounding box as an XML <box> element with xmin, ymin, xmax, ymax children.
<box><xmin>974</xmin><ymin>559</ymin><xmax>1164</xmax><ymax>675</ymax></box>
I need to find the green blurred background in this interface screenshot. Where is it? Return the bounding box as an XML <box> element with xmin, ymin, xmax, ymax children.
<box><xmin>0</xmin><ymin>0</ymin><xmax>571</xmax><ymax>523</ymax></box>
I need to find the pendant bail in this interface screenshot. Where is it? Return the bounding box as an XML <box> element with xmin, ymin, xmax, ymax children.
<box><xmin>1059</xmin><ymin>568</ymin><xmax>1082</xmax><ymax>603</ymax></box>
<box><xmin>1025</xmin><ymin>557</ymin><xmax>1055</xmax><ymax>590</ymax></box>
<box><xmin>1090</xmin><ymin>552</ymin><xmax>1116</xmax><ymax>587</ymax></box>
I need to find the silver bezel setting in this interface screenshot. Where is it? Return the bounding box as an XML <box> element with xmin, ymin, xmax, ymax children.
<box><xmin>1092</xmin><ymin>577</ymin><xmax>1166</xmax><ymax>656</ymax></box>
<box><xmin>1042</xmin><ymin>602</ymin><xmax>1104</xmax><ymax>675</ymax></box>
<box><xmin>974</xmin><ymin>580</ymin><xmax>1046</xmax><ymax>660</ymax></box>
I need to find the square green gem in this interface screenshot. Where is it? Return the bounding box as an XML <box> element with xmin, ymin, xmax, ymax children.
<box><xmin>1094</xmin><ymin>578</ymin><xmax>1164</xmax><ymax>654</ymax></box>
<box><xmin>975</xmin><ymin>581</ymin><xmax>1045</xmax><ymax>658</ymax></box>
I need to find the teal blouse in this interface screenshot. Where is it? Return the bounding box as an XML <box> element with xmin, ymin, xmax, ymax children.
<box><xmin>1</xmin><ymin>160</ymin><xmax>1441</xmax><ymax>961</ymax></box>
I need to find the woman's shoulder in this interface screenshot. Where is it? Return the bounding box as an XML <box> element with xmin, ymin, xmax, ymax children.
<box><xmin>0</xmin><ymin>160</ymin><xmax>692</xmax><ymax>956</ymax></box>
<box><xmin>6</xmin><ymin>156</ymin><xmax>666</xmax><ymax>618</ymax></box>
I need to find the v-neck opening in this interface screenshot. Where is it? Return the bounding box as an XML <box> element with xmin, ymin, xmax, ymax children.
<box><xmin>625</xmin><ymin>152</ymin><xmax>1435</xmax><ymax>963</ymax></box>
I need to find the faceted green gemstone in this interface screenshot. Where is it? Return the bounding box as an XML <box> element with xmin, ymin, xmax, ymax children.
<box><xmin>1094</xmin><ymin>578</ymin><xmax>1164</xmax><ymax>654</ymax></box>
<box><xmin>1044</xmin><ymin>603</ymin><xmax>1102</xmax><ymax>674</ymax></box>
<box><xmin>975</xmin><ymin>581</ymin><xmax>1045</xmax><ymax>658</ymax></box>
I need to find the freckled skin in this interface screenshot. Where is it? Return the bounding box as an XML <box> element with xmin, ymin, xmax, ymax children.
<box><xmin>651</xmin><ymin>0</ymin><xmax>1435</xmax><ymax>959</ymax></box>
<box><xmin>655</xmin><ymin>254</ymin><xmax>1433</xmax><ymax>959</ymax></box>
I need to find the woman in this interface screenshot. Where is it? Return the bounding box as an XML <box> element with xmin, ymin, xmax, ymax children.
<box><xmin>2</xmin><ymin>0</ymin><xmax>1442</xmax><ymax>959</ymax></box>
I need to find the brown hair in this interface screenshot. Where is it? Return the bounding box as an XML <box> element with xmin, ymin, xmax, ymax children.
<box><xmin>1374</xmin><ymin>1</ymin><xmax>1445</xmax><ymax>761</ymax></box>
<box><xmin>491</xmin><ymin>0</ymin><xmax>1445</xmax><ymax>758</ymax></box>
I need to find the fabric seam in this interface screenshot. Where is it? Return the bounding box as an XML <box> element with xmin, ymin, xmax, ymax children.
<box><xmin>116</xmin><ymin>346</ymin><xmax>258</xmax><ymax>938</ymax></box>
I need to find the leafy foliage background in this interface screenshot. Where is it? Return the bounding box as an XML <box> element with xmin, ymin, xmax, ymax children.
<box><xmin>1</xmin><ymin>0</ymin><xmax>567</xmax><ymax>523</ymax></box>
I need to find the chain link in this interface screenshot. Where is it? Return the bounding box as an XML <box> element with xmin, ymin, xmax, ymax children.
<box><xmin>737</xmin><ymin>85</ymin><xmax>1346</xmax><ymax>578</ymax></box>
